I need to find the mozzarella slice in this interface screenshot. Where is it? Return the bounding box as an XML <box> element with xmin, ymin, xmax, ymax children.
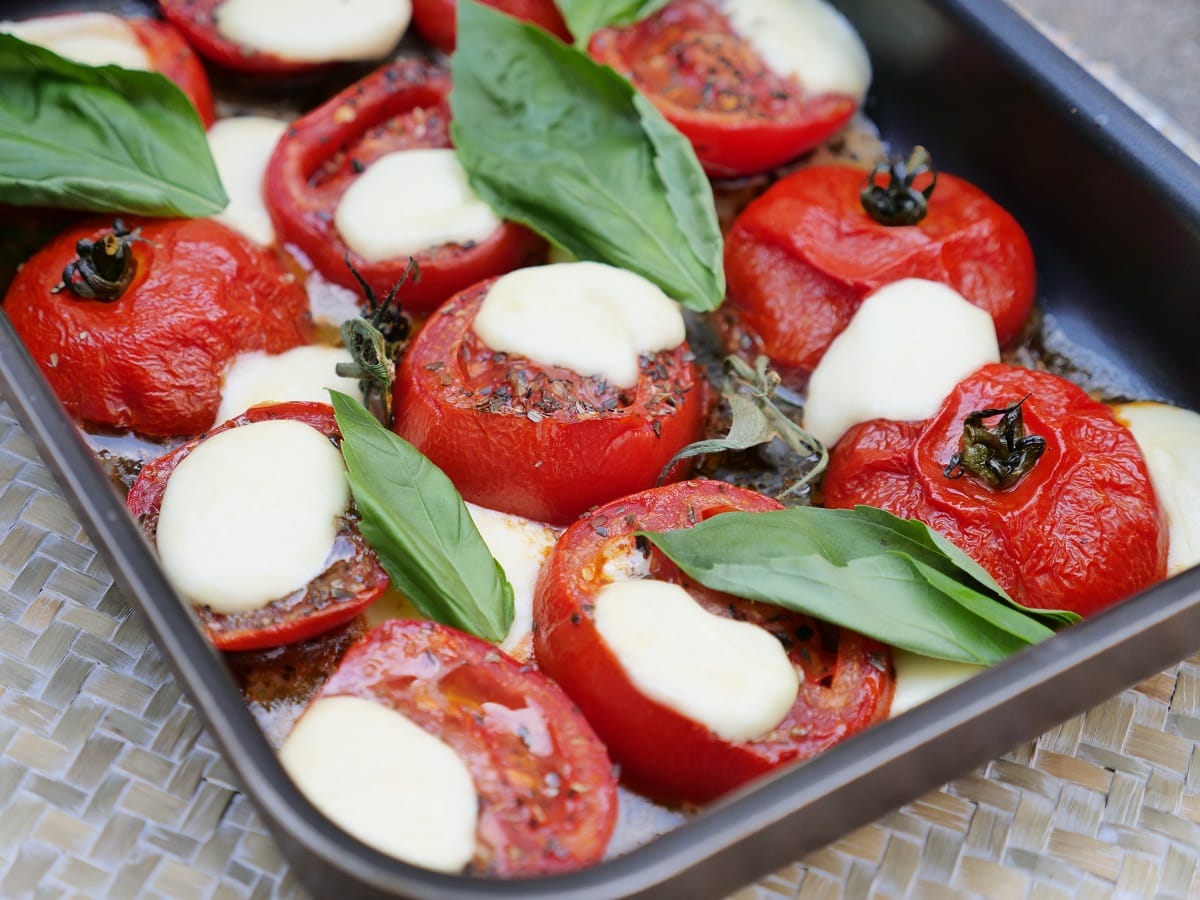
<box><xmin>214</xmin><ymin>0</ymin><xmax>410</xmax><ymax>63</ymax></box>
<box><xmin>335</xmin><ymin>150</ymin><xmax>501</xmax><ymax>262</ymax></box>
<box><xmin>888</xmin><ymin>650</ymin><xmax>985</xmax><ymax>718</ymax></box>
<box><xmin>2</xmin><ymin>13</ymin><xmax>151</xmax><ymax>69</ymax></box>
<box><xmin>217</xmin><ymin>346</ymin><xmax>364</xmax><ymax>424</ymax></box>
<box><xmin>465</xmin><ymin>503</ymin><xmax>559</xmax><ymax>661</ymax></box>
<box><xmin>156</xmin><ymin>419</ymin><xmax>349</xmax><ymax>614</ymax></box>
<box><xmin>207</xmin><ymin>117</ymin><xmax>288</xmax><ymax>247</ymax></box>
<box><xmin>804</xmin><ymin>279</ymin><xmax>1000</xmax><ymax>447</ymax></box>
<box><xmin>473</xmin><ymin>262</ymin><xmax>686</xmax><ymax>388</ymax></box>
<box><xmin>723</xmin><ymin>0</ymin><xmax>871</xmax><ymax>101</ymax></box>
<box><xmin>594</xmin><ymin>579</ymin><xmax>799</xmax><ymax>742</ymax></box>
<box><xmin>280</xmin><ymin>695</ymin><xmax>477</xmax><ymax>872</ymax></box>
<box><xmin>1114</xmin><ymin>402</ymin><xmax>1200</xmax><ymax>576</ymax></box>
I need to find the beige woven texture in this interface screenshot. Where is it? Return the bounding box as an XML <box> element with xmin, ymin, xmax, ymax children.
<box><xmin>3</xmin><ymin>394</ymin><xmax>1200</xmax><ymax>899</ymax></box>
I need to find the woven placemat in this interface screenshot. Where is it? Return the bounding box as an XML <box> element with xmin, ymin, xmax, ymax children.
<box><xmin>3</xmin><ymin>396</ymin><xmax>1200</xmax><ymax>899</ymax></box>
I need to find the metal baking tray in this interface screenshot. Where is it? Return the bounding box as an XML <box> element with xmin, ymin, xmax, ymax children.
<box><xmin>3</xmin><ymin>0</ymin><xmax>1200</xmax><ymax>896</ymax></box>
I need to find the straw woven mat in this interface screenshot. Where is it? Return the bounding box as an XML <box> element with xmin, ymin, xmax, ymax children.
<box><xmin>3</xmin><ymin>396</ymin><xmax>1200</xmax><ymax>900</ymax></box>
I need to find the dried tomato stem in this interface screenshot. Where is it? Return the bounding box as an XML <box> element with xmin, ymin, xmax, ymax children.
<box><xmin>943</xmin><ymin>396</ymin><xmax>1046</xmax><ymax>489</ymax></box>
<box><xmin>53</xmin><ymin>219</ymin><xmax>139</xmax><ymax>302</ymax></box>
<box><xmin>861</xmin><ymin>146</ymin><xmax>937</xmax><ymax>226</ymax></box>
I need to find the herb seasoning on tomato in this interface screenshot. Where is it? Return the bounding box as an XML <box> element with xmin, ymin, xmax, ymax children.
<box><xmin>822</xmin><ymin>363</ymin><xmax>1168</xmax><ymax>617</ymax></box>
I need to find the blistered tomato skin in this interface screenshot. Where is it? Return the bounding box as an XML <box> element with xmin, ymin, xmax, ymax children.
<box><xmin>588</xmin><ymin>0</ymin><xmax>857</xmax><ymax>178</ymax></box>
<box><xmin>721</xmin><ymin>166</ymin><xmax>1036</xmax><ymax>385</ymax></box>
<box><xmin>126</xmin><ymin>16</ymin><xmax>216</xmax><ymax>125</ymax></box>
<box><xmin>126</xmin><ymin>402</ymin><xmax>389</xmax><ymax>651</ymax></box>
<box><xmin>3</xmin><ymin>218</ymin><xmax>312</xmax><ymax>437</ymax></box>
<box><xmin>823</xmin><ymin>364</ymin><xmax>1168</xmax><ymax>617</ymax></box>
<box><xmin>264</xmin><ymin>59</ymin><xmax>544</xmax><ymax>313</ymax></box>
<box><xmin>319</xmin><ymin>619</ymin><xmax>618</xmax><ymax>876</ymax></box>
<box><xmin>411</xmin><ymin>0</ymin><xmax>571</xmax><ymax>53</ymax></box>
<box><xmin>393</xmin><ymin>279</ymin><xmax>710</xmax><ymax>526</ymax></box>
<box><xmin>533</xmin><ymin>480</ymin><xmax>895</xmax><ymax>805</ymax></box>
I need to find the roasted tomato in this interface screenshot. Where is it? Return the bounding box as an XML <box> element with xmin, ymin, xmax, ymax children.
<box><xmin>411</xmin><ymin>0</ymin><xmax>571</xmax><ymax>53</ymax></box>
<box><xmin>264</xmin><ymin>58</ymin><xmax>543</xmax><ymax>313</ymax></box>
<box><xmin>823</xmin><ymin>363</ymin><xmax>1168</xmax><ymax>617</ymax></box>
<box><xmin>302</xmin><ymin>618</ymin><xmax>618</xmax><ymax>875</ymax></box>
<box><xmin>533</xmin><ymin>479</ymin><xmax>894</xmax><ymax>805</ymax></box>
<box><xmin>128</xmin><ymin>15</ymin><xmax>216</xmax><ymax>125</ymax></box>
<box><xmin>3</xmin><ymin>217</ymin><xmax>311</xmax><ymax>437</ymax></box>
<box><xmin>393</xmin><ymin>276</ymin><xmax>709</xmax><ymax>526</ymax></box>
<box><xmin>719</xmin><ymin>159</ymin><xmax>1036</xmax><ymax>387</ymax></box>
<box><xmin>126</xmin><ymin>402</ymin><xmax>389</xmax><ymax>651</ymax></box>
<box><xmin>588</xmin><ymin>0</ymin><xmax>863</xmax><ymax>178</ymax></box>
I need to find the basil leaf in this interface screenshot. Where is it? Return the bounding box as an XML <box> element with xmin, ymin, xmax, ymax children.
<box><xmin>642</xmin><ymin>506</ymin><xmax>1064</xmax><ymax>664</ymax></box>
<box><xmin>0</xmin><ymin>35</ymin><xmax>226</xmax><ymax>217</ymax></box>
<box><xmin>331</xmin><ymin>392</ymin><xmax>514</xmax><ymax>642</ymax></box>
<box><xmin>450</xmin><ymin>0</ymin><xmax>725</xmax><ymax>311</ymax></box>
<box><xmin>557</xmin><ymin>0</ymin><xmax>671</xmax><ymax>47</ymax></box>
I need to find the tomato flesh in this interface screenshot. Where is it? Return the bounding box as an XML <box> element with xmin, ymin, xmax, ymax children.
<box><xmin>411</xmin><ymin>0</ymin><xmax>571</xmax><ymax>53</ymax></box>
<box><xmin>589</xmin><ymin>0</ymin><xmax>857</xmax><ymax>177</ymax></box>
<box><xmin>317</xmin><ymin>619</ymin><xmax>618</xmax><ymax>876</ymax></box>
<box><xmin>127</xmin><ymin>16</ymin><xmax>215</xmax><ymax>126</ymax></box>
<box><xmin>264</xmin><ymin>59</ymin><xmax>544</xmax><ymax>314</ymax></box>
<box><xmin>822</xmin><ymin>364</ymin><xmax>1168</xmax><ymax>616</ymax></box>
<box><xmin>533</xmin><ymin>479</ymin><xmax>894</xmax><ymax>805</ymax></box>
<box><xmin>393</xmin><ymin>279</ymin><xmax>710</xmax><ymax>525</ymax></box>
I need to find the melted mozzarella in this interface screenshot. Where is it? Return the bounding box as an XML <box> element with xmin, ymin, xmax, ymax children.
<box><xmin>594</xmin><ymin>579</ymin><xmax>799</xmax><ymax>741</ymax></box>
<box><xmin>207</xmin><ymin>117</ymin><xmax>288</xmax><ymax>247</ymax></box>
<box><xmin>1115</xmin><ymin>402</ymin><xmax>1200</xmax><ymax>576</ymax></box>
<box><xmin>473</xmin><ymin>262</ymin><xmax>686</xmax><ymax>388</ymax></box>
<box><xmin>804</xmin><ymin>279</ymin><xmax>1000</xmax><ymax>447</ymax></box>
<box><xmin>2</xmin><ymin>13</ymin><xmax>151</xmax><ymax>69</ymax></box>
<box><xmin>335</xmin><ymin>149</ymin><xmax>500</xmax><ymax>262</ymax></box>
<box><xmin>216</xmin><ymin>346</ymin><xmax>363</xmax><ymax>424</ymax></box>
<box><xmin>724</xmin><ymin>0</ymin><xmax>871</xmax><ymax>101</ymax></box>
<box><xmin>214</xmin><ymin>0</ymin><xmax>410</xmax><ymax>63</ymax></box>
<box><xmin>888</xmin><ymin>651</ymin><xmax>985</xmax><ymax>718</ymax></box>
<box><xmin>280</xmin><ymin>696</ymin><xmax>477</xmax><ymax>872</ymax></box>
<box><xmin>156</xmin><ymin>419</ymin><xmax>349</xmax><ymax>614</ymax></box>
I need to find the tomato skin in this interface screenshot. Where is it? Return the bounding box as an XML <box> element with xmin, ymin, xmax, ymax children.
<box><xmin>127</xmin><ymin>16</ymin><xmax>215</xmax><ymax>126</ymax></box>
<box><xmin>126</xmin><ymin>402</ymin><xmax>390</xmax><ymax>651</ymax></box>
<box><xmin>588</xmin><ymin>0</ymin><xmax>857</xmax><ymax>178</ymax></box>
<box><xmin>264</xmin><ymin>59</ymin><xmax>544</xmax><ymax>314</ymax></box>
<box><xmin>316</xmin><ymin>618</ymin><xmax>618</xmax><ymax>876</ymax></box>
<box><xmin>159</xmin><ymin>0</ymin><xmax>333</xmax><ymax>76</ymax></box>
<box><xmin>411</xmin><ymin>0</ymin><xmax>571</xmax><ymax>54</ymax></box>
<box><xmin>393</xmin><ymin>279</ymin><xmax>709</xmax><ymax>526</ymax></box>
<box><xmin>3</xmin><ymin>217</ymin><xmax>312</xmax><ymax>437</ymax></box>
<box><xmin>721</xmin><ymin>165</ymin><xmax>1036</xmax><ymax>385</ymax></box>
<box><xmin>823</xmin><ymin>364</ymin><xmax>1168</xmax><ymax>617</ymax></box>
<box><xmin>533</xmin><ymin>479</ymin><xmax>895</xmax><ymax>805</ymax></box>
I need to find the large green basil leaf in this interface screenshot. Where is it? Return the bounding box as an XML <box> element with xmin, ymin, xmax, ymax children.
<box><xmin>331</xmin><ymin>392</ymin><xmax>514</xmax><ymax>642</ymax></box>
<box><xmin>450</xmin><ymin>0</ymin><xmax>725</xmax><ymax>311</ymax></box>
<box><xmin>557</xmin><ymin>0</ymin><xmax>672</xmax><ymax>47</ymax></box>
<box><xmin>0</xmin><ymin>35</ymin><xmax>226</xmax><ymax>217</ymax></box>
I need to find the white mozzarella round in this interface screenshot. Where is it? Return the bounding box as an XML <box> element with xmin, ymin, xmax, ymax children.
<box><xmin>156</xmin><ymin>419</ymin><xmax>349</xmax><ymax>614</ymax></box>
<box><xmin>888</xmin><ymin>650</ymin><xmax>985</xmax><ymax>718</ymax></box>
<box><xmin>214</xmin><ymin>0</ymin><xmax>410</xmax><ymax>63</ymax></box>
<box><xmin>803</xmin><ymin>278</ymin><xmax>1000</xmax><ymax>448</ymax></box>
<box><xmin>1115</xmin><ymin>402</ymin><xmax>1200</xmax><ymax>576</ymax></box>
<box><xmin>3</xmin><ymin>13</ymin><xmax>151</xmax><ymax>69</ymax></box>
<box><xmin>207</xmin><ymin>117</ymin><xmax>288</xmax><ymax>247</ymax></box>
<box><xmin>335</xmin><ymin>150</ymin><xmax>501</xmax><ymax>262</ymax></box>
<box><xmin>723</xmin><ymin>0</ymin><xmax>871</xmax><ymax>101</ymax></box>
<box><xmin>594</xmin><ymin>579</ymin><xmax>799</xmax><ymax>742</ymax></box>
<box><xmin>216</xmin><ymin>346</ymin><xmax>364</xmax><ymax>424</ymax></box>
<box><xmin>465</xmin><ymin>503</ymin><xmax>559</xmax><ymax>661</ymax></box>
<box><xmin>280</xmin><ymin>695</ymin><xmax>477</xmax><ymax>872</ymax></box>
<box><xmin>472</xmin><ymin>262</ymin><xmax>686</xmax><ymax>388</ymax></box>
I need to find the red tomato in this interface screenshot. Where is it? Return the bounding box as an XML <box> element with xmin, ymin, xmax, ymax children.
<box><xmin>393</xmin><ymin>278</ymin><xmax>710</xmax><ymax>526</ymax></box>
<box><xmin>588</xmin><ymin>0</ymin><xmax>859</xmax><ymax>178</ymax></box>
<box><xmin>126</xmin><ymin>402</ymin><xmax>390</xmax><ymax>651</ymax></box>
<box><xmin>720</xmin><ymin>164</ymin><xmax>1036</xmax><ymax>386</ymax></box>
<box><xmin>127</xmin><ymin>16</ymin><xmax>215</xmax><ymax>126</ymax></box>
<box><xmin>315</xmin><ymin>618</ymin><xmax>618</xmax><ymax>876</ymax></box>
<box><xmin>411</xmin><ymin>0</ymin><xmax>571</xmax><ymax>53</ymax></box>
<box><xmin>533</xmin><ymin>479</ymin><xmax>894</xmax><ymax>805</ymax></box>
<box><xmin>822</xmin><ymin>364</ymin><xmax>1168</xmax><ymax>617</ymax></box>
<box><xmin>264</xmin><ymin>59</ymin><xmax>544</xmax><ymax>314</ymax></box>
<box><xmin>3</xmin><ymin>217</ymin><xmax>311</xmax><ymax>437</ymax></box>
